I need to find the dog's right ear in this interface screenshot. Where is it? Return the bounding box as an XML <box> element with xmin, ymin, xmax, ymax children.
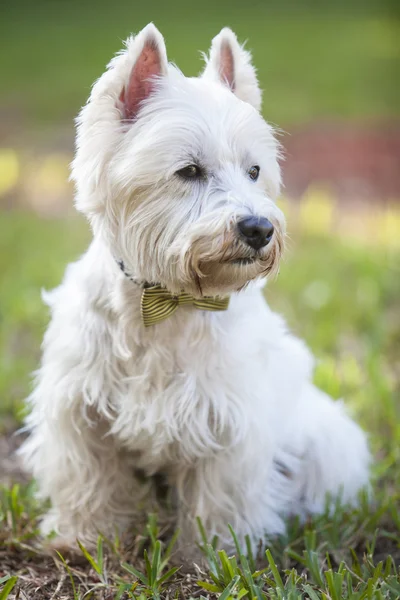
<box><xmin>117</xmin><ymin>23</ymin><xmax>168</xmax><ymax>120</ymax></box>
<box><xmin>72</xmin><ymin>24</ymin><xmax>168</xmax><ymax>216</ymax></box>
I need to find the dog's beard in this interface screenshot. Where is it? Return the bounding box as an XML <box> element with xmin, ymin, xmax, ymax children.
<box><xmin>167</xmin><ymin>217</ymin><xmax>285</xmax><ymax>297</ymax></box>
<box><xmin>110</xmin><ymin>195</ymin><xmax>285</xmax><ymax>297</ymax></box>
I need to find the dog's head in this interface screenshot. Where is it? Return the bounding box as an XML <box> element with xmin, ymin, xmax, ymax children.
<box><xmin>72</xmin><ymin>24</ymin><xmax>285</xmax><ymax>296</ymax></box>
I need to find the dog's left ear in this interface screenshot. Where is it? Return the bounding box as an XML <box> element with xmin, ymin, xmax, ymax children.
<box><xmin>202</xmin><ymin>28</ymin><xmax>262</xmax><ymax>111</ymax></box>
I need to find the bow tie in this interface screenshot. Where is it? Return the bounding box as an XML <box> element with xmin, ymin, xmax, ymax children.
<box><xmin>141</xmin><ymin>284</ymin><xmax>230</xmax><ymax>327</ymax></box>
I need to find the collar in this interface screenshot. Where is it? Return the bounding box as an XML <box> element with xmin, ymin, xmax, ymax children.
<box><xmin>116</xmin><ymin>259</ymin><xmax>230</xmax><ymax>326</ymax></box>
<box><xmin>116</xmin><ymin>259</ymin><xmax>148</xmax><ymax>287</ymax></box>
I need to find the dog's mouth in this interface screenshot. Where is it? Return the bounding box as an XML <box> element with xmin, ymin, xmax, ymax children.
<box><xmin>229</xmin><ymin>257</ymin><xmax>257</xmax><ymax>265</ymax></box>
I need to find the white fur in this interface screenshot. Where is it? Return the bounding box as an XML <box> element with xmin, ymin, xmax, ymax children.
<box><xmin>20</xmin><ymin>24</ymin><xmax>370</xmax><ymax>553</ymax></box>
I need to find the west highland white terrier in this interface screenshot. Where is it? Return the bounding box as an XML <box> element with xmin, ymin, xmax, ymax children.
<box><xmin>20</xmin><ymin>23</ymin><xmax>370</xmax><ymax>554</ymax></box>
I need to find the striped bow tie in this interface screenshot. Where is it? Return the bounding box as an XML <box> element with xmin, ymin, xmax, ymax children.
<box><xmin>141</xmin><ymin>284</ymin><xmax>230</xmax><ymax>327</ymax></box>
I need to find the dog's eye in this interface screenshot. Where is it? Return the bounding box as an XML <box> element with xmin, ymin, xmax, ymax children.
<box><xmin>248</xmin><ymin>165</ymin><xmax>260</xmax><ymax>182</ymax></box>
<box><xmin>176</xmin><ymin>164</ymin><xmax>203</xmax><ymax>180</ymax></box>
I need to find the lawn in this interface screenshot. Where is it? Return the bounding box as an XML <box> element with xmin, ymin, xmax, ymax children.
<box><xmin>0</xmin><ymin>0</ymin><xmax>399</xmax><ymax>127</ymax></box>
<box><xmin>0</xmin><ymin>204</ymin><xmax>399</xmax><ymax>599</ymax></box>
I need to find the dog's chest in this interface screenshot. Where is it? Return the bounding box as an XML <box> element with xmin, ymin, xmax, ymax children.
<box><xmin>110</xmin><ymin>309</ymin><xmax>267</xmax><ymax>468</ymax></box>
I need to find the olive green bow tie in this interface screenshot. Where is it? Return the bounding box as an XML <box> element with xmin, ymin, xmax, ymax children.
<box><xmin>141</xmin><ymin>284</ymin><xmax>230</xmax><ymax>327</ymax></box>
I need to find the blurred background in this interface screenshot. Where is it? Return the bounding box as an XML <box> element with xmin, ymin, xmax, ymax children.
<box><xmin>0</xmin><ymin>1</ymin><xmax>399</xmax><ymax>471</ymax></box>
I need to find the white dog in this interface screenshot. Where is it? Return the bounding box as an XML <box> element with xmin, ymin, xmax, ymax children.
<box><xmin>20</xmin><ymin>24</ymin><xmax>370</xmax><ymax>553</ymax></box>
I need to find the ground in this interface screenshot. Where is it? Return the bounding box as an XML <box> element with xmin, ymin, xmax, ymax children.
<box><xmin>0</xmin><ymin>201</ymin><xmax>399</xmax><ymax>599</ymax></box>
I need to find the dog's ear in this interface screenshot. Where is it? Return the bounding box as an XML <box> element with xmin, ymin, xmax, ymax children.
<box><xmin>119</xmin><ymin>23</ymin><xmax>168</xmax><ymax>120</ymax></box>
<box><xmin>202</xmin><ymin>28</ymin><xmax>261</xmax><ymax>111</ymax></box>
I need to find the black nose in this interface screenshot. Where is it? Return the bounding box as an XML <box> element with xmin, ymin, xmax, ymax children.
<box><xmin>237</xmin><ymin>217</ymin><xmax>274</xmax><ymax>250</ymax></box>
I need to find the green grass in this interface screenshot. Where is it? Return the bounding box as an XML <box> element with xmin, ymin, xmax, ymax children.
<box><xmin>0</xmin><ymin>209</ymin><xmax>399</xmax><ymax>598</ymax></box>
<box><xmin>0</xmin><ymin>213</ymin><xmax>89</xmax><ymax>422</ymax></box>
<box><xmin>0</xmin><ymin>0</ymin><xmax>399</xmax><ymax>127</ymax></box>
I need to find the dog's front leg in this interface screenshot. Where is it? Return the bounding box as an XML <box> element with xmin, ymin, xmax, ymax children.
<box><xmin>20</xmin><ymin>404</ymin><xmax>146</xmax><ymax>549</ymax></box>
<box><xmin>172</xmin><ymin>444</ymin><xmax>284</xmax><ymax>559</ymax></box>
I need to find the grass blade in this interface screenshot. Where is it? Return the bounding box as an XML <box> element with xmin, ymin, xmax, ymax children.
<box><xmin>56</xmin><ymin>552</ymin><xmax>79</xmax><ymax>600</ymax></box>
<box><xmin>76</xmin><ymin>539</ymin><xmax>102</xmax><ymax>575</ymax></box>
<box><xmin>0</xmin><ymin>576</ymin><xmax>17</xmax><ymax>600</ymax></box>
<box><xmin>219</xmin><ymin>574</ymin><xmax>241</xmax><ymax>600</ymax></box>
<box><xmin>122</xmin><ymin>562</ymin><xmax>148</xmax><ymax>585</ymax></box>
<box><xmin>151</xmin><ymin>540</ymin><xmax>162</xmax><ymax>584</ymax></box>
<box><xmin>157</xmin><ymin>566</ymin><xmax>180</xmax><ymax>587</ymax></box>
<box><xmin>266</xmin><ymin>549</ymin><xmax>284</xmax><ymax>591</ymax></box>
<box><xmin>96</xmin><ymin>535</ymin><xmax>103</xmax><ymax>574</ymax></box>
<box><xmin>228</xmin><ymin>524</ymin><xmax>242</xmax><ymax>557</ymax></box>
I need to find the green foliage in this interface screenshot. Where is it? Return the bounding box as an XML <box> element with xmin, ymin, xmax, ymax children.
<box><xmin>52</xmin><ymin>525</ymin><xmax>181</xmax><ymax>599</ymax></box>
<box><xmin>195</xmin><ymin>522</ymin><xmax>400</xmax><ymax>599</ymax></box>
<box><xmin>0</xmin><ymin>0</ymin><xmax>399</xmax><ymax>125</ymax></box>
<box><xmin>0</xmin><ymin>480</ymin><xmax>41</xmax><ymax>542</ymax></box>
<box><xmin>76</xmin><ymin>537</ymin><xmax>108</xmax><ymax>584</ymax></box>
<box><xmin>121</xmin><ymin>542</ymin><xmax>180</xmax><ymax>599</ymax></box>
<box><xmin>0</xmin><ymin>213</ymin><xmax>89</xmax><ymax>422</ymax></box>
<box><xmin>55</xmin><ymin>528</ymin><xmax>180</xmax><ymax>599</ymax></box>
